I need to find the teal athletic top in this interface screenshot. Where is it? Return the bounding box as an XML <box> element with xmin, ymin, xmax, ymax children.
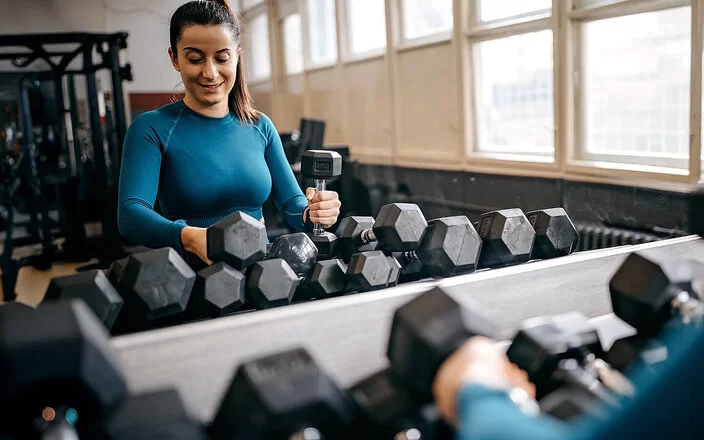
<box><xmin>117</xmin><ymin>100</ymin><xmax>310</xmax><ymax>254</ymax></box>
<box><xmin>456</xmin><ymin>319</ymin><xmax>703</xmax><ymax>439</ymax></box>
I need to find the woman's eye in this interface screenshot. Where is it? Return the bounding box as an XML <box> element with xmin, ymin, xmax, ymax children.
<box><xmin>187</xmin><ymin>58</ymin><xmax>202</xmax><ymax>64</ymax></box>
<box><xmin>217</xmin><ymin>58</ymin><xmax>230</xmax><ymax>63</ymax></box>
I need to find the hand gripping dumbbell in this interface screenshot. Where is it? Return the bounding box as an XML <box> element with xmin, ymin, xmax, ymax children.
<box><xmin>605</xmin><ymin>250</ymin><xmax>704</xmax><ymax>373</ymax></box>
<box><xmin>348</xmin><ymin>287</ymin><xmax>538</xmax><ymax>439</ymax></box>
<box><xmin>301</xmin><ymin>150</ymin><xmax>343</xmax><ymax>260</ymax></box>
<box><xmin>506</xmin><ymin>312</ymin><xmax>635</xmax><ymax>421</ymax></box>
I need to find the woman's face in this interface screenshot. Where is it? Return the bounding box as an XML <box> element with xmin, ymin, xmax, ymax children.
<box><xmin>169</xmin><ymin>24</ymin><xmax>240</xmax><ymax>111</ymax></box>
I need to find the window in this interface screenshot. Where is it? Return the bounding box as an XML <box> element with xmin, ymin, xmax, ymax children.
<box><xmin>474</xmin><ymin>30</ymin><xmax>554</xmax><ymax>156</ymax></box>
<box><xmin>283</xmin><ymin>13</ymin><xmax>304</xmax><ymax>74</ymax></box>
<box><xmin>579</xmin><ymin>7</ymin><xmax>691</xmax><ymax>169</ymax></box>
<box><xmin>478</xmin><ymin>0</ymin><xmax>551</xmax><ymax>23</ymax></box>
<box><xmin>347</xmin><ymin>0</ymin><xmax>386</xmax><ymax>56</ymax></box>
<box><xmin>249</xmin><ymin>12</ymin><xmax>271</xmax><ymax>81</ymax></box>
<box><xmin>306</xmin><ymin>0</ymin><xmax>338</xmax><ymax>66</ymax></box>
<box><xmin>401</xmin><ymin>0</ymin><xmax>453</xmax><ymax>41</ymax></box>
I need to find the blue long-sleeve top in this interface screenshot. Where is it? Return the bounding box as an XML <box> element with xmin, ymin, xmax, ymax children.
<box><xmin>456</xmin><ymin>320</ymin><xmax>703</xmax><ymax>440</ymax></box>
<box><xmin>117</xmin><ymin>100</ymin><xmax>309</xmax><ymax>253</ymax></box>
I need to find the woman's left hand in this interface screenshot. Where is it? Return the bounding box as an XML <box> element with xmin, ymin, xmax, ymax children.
<box><xmin>306</xmin><ymin>188</ymin><xmax>341</xmax><ymax>227</ymax></box>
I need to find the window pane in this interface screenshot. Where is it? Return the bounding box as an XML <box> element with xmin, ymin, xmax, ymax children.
<box><xmin>250</xmin><ymin>12</ymin><xmax>271</xmax><ymax>80</ymax></box>
<box><xmin>283</xmin><ymin>14</ymin><xmax>304</xmax><ymax>74</ymax></box>
<box><xmin>347</xmin><ymin>0</ymin><xmax>386</xmax><ymax>55</ymax></box>
<box><xmin>582</xmin><ymin>7</ymin><xmax>691</xmax><ymax>167</ymax></box>
<box><xmin>479</xmin><ymin>0</ymin><xmax>551</xmax><ymax>22</ymax></box>
<box><xmin>475</xmin><ymin>31</ymin><xmax>554</xmax><ymax>156</ymax></box>
<box><xmin>401</xmin><ymin>0</ymin><xmax>453</xmax><ymax>41</ymax></box>
<box><xmin>307</xmin><ymin>0</ymin><xmax>338</xmax><ymax>66</ymax></box>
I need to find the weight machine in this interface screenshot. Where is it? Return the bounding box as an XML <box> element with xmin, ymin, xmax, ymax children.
<box><xmin>0</xmin><ymin>32</ymin><xmax>132</xmax><ymax>301</ymax></box>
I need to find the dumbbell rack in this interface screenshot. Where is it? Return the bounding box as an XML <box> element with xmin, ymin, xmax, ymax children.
<box><xmin>111</xmin><ymin>235</ymin><xmax>704</xmax><ymax>423</ymax></box>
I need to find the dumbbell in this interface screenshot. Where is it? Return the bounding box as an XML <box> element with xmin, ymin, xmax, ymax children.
<box><xmin>208</xmin><ymin>347</ymin><xmax>357</xmax><ymax>439</ymax></box>
<box><xmin>207</xmin><ymin>211</ymin><xmax>268</xmax><ymax>270</ymax></box>
<box><xmin>505</xmin><ymin>312</ymin><xmax>634</xmax><ymax>420</ymax></box>
<box><xmin>104</xmin><ymin>389</ymin><xmax>206</xmax><ymax>439</ymax></box>
<box><xmin>337</xmin><ymin>205</ymin><xmax>482</xmax><ymax>282</ymax></box>
<box><xmin>605</xmin><ymin>250</ymin><xmax>704</xmax><ymax>373</ymax></box>
<box><xmin>473</xmin><ymin>207</ymin><xmax>578</xmax><ymax>268</ymax></box>
<box><xmin>301</xmin><ymin>150</ymin><xmax>343</xmax><ymax>260</ymax></box>
<box><xmin>351</xmin><ymin>287</ymin><xmax>534</xmax><ymax>438</ymax></box>
<box><xmin>0</xmin><ymin>298</ymin><xmax>128</xmax><ymax>438</ymax></box>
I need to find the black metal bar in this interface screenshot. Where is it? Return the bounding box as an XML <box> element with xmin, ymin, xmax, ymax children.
<box><xmin>0</xmin><ymin>32</ymin><xmax>129</xmax><ymax>47</ymax></box>
<box><xmin>18</xmin><ymin>76</ymin><xmax>54</xmax><ymax>257</ymax></box>
<box><xmin>83</xmin><ymin>45</ymin><xmax>109</xmax><ymax>234</ymax></box>
<box><xmin>66</xmin><ymin>74</ymin><xmax>83</xmax><ymax>180</ymax></box>
<box><xmin>108</xmin><ymin>39</ymin><xmax>127</xmax><ymax>163</ymax></box>
<box><xmin>52</xmin><ymin>74</ymin><xmax>68</xmax><ymax>168</ymax></box>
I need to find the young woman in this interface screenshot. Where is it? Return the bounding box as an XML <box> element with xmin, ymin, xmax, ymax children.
<box><xmin>117</xmin><ymin>0</ymin><xmax>340</xmax><ymax>266</ymax></box>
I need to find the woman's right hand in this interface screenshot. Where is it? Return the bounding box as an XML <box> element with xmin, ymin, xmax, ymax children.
<box><xmin>181</xmin><ymin>226</ymin><xmax>213</xmax><ymax>265</ymax></box>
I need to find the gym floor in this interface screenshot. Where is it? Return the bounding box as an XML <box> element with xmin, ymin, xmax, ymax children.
<box><xmin>0</xmin><ymin>240</ymin><xmax>96</xmax><ymax>306</ymax></box>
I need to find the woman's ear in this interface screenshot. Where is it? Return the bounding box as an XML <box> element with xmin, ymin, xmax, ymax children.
<box><xmin>168</xmin><ymin>47</ymin><xmax>180</xmax><ymax>72</ymax></box>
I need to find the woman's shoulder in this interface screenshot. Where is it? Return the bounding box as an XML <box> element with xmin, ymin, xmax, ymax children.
<box><xmin>128</xmin><ymin>100</ymin><xmax>185</xmax><ymax>132</ymax></box>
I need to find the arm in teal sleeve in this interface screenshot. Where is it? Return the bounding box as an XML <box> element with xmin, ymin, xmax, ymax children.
<box><xmin>456</xmin><ymin>384</ymin><xmax>570</xmax><ymax>440</ymax></box>
<box><xmin>117</xmin><ymin>114</ymin><xmax>188</xmax><ymax>253</ymax></box>
<box><xmin>260</xmin><ymin>115</ymin><xmax>312</xmax><ymax>232</ymax></box>
<box><xmin>456</xmin><ymin>322</ymin><xmax>704</xmax><ymax>440</ymax></box>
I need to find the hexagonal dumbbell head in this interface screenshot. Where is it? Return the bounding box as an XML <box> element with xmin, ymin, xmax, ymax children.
<box><xmin>346</xmin><ymin>251</ymin><xmax>393</xmax><ymax>292</ymax></box>
<box><xmin>387</xmin><ymin>256</ymin><xmax>402</xmax><ymax>287</ymax></box>
<box><xmin>417</xmin><ymin>216</ymin><xmax>483</xmax><ymax>277</ymax></box>
<box><xmin>526</xmin><ymin>208</ymin><xmax>578</xmax><ymax>259</ymax></box>
<box><xmin>604</xmin><ymin>333</ymin><xmax>668</xmax><ymax>374</ymax></box>
<box><xmin>335</xmin><ymin>216</ymin><xmax>379</xmax><ymax>261</ymax></box>
<box><xmin>506</xmin><ymin>313</ymin><xmax>604</xmax><ymax>399</ymax></box>
<box><xmin>300</xmin><ymin>150</ymin><xmax>343</xmax><ymax>180</ymax></box>
<box><xmin>372</xmin><ymin>204</ymin><xmax>427</xmax><ymax>252</ymax></box>
<box><xmin>269</xmin><ymin>232</ymin><xmax>318</xmax><ymax>277</ymax></box>
<box><xmin>609</xmin><ymin>251</ymin><xmax>704</xmax><ymax>336</ymax></box>
<box><xmin>308</xmin><ymin>259</ymin><xmax>348</xmax><ymax>298</ymax></box>
<box><xmin>191</xmin><ymin>262</ymin><xmax>247</xmax><ymax>318</ymax></box>
<box><xmin>209</xmin><ymin>347</ymin><xmax>355</xmax><ymax>440</ymax></box>
<box><xmin>387</xmin><ymin>287</ymin><xmax>497</xmax><ymax>400</ymax></box>
<box><xmin>113</xmin><ymin>248</ymin><xmax>196</xmax><ymax>332</ymax></box>
<box><xmin>310</xmin><ymin>232</ymin><xmax>338</xmax><ymax>261</ymax></box>
<box><xmin>105</xmin><ymin>389</ymin><xmax>207</xmax><ymax>440</ymax></box>
<box><xmin>44</xmin><ymin>270</ymin><xmax>124</xmax><ymax>330</ymax></box>
<box><xmin>107</xmin><ymin>257</ymin><xmax>129</xmax><ymax>286</ymax></box>
<box><xmin>246</xmin><ymin>259</ymin><xmax>300</xmax><ymax>309</ymax></box>
<box><xmin>475</xmin><ymin>208</ymin><xmax>535</xmax><ymax>269</ymax></box>
<box><xmin>0</xmin><ymin>299</ymin><xmax>127</xmax><ymax>438</ymax></box>
<box><xmin>207</xmin><ymin>211</ymin><xmax>267</xmax><ymax>270</ymax></box>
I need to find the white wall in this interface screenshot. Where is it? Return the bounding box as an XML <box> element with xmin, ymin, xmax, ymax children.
<box><xmin>104</xmin><ymin>0</ymin><xmax>185</xmax><ymax>92</ymax></box>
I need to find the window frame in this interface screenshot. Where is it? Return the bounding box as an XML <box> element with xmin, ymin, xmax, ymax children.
<box><xmin>341</xmin><ymin>0</ymin><xmax>387</xmax><ymax>63</ymax></box>
<box><xmin>281</xmin><ymin>12</ymin><xmax>305</xmax><ymax>75</ymax></box>
<box><xmin>465</xmin><ymin>0</ymin><xmax>557</xmax><ymax>169</ymax></box>
<box><xmin>300</xmin><ymin>0</ymin><xmax>340</xmax><ymax>71</ymax></box>
<box><xmin>563</xmin><ymin>0</ymin><xmax>699</xmax><ymax>184</ymax></box>
<box><xmin>396</xmin><ymin>0</ymin><xmax>454</xmax><ymax>50</ymax></box>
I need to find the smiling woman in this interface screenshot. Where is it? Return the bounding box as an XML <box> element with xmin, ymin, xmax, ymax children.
<box><xmin>117</xmin><ymin>0</ymin><xmax>342</xmax><ymax>268</ymax></box>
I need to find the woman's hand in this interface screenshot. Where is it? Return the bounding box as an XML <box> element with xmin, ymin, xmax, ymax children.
<box><xmin>433</xmin><ymin>336</ymin><xmax>536</xmax><ymax>426</ymax></box>
<box><xmin>305</xmin><ymin>188</ymin><xmax>341</xmax><ymax>227</ymax></box>
<box><xmin>180</xmin><ymin>226</ymin><xmax>213</xmax><ymax>265</ymax></box>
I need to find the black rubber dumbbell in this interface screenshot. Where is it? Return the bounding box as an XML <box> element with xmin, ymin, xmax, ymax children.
<box><xmin>208</xmin><ymin>347</ymin><xmax>357</xmax><ymax>439</ymax></box>
<box><xmin>605</xmin><ymin>251</ymin><xmax>704</xmax><ymax>373</ymax></box>
<box><xmin>473</xmin><ymin>208</ymin><xmax>536</xmax><ymax>269</ymax></box>
<box><xmin>525</xmin><ymin>208</ymin><xmax>579</xmax><ymax>259</ymax></box>
<box><xmin>104</xmin><ymin>389</ymin><xmax>207</xmax><ymax>439</ymax></box>
<box><xmin>0</xmin><ymin>299</ymin><xmax>128</xmax><ymax>439</ymax></box>
<box><xmin>301</xmin><ymin>150</ymin><xmax>343</xmax><ymax>260</ymax></box>
<box><xmin>207</xmin><ymin>211</ymin><xmax>268</xmax><ymax>271</ymax></box>
<box><xmin>506</xmin><ymin>313</ymin><xmax>634</xmax><ymax>420</ymax></box>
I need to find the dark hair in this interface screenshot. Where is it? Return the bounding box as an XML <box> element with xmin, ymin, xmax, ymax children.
<box><xmin>170</xmin><ymin>0</ymin><xmax>259</xmax><ymax>123</ymax></box>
